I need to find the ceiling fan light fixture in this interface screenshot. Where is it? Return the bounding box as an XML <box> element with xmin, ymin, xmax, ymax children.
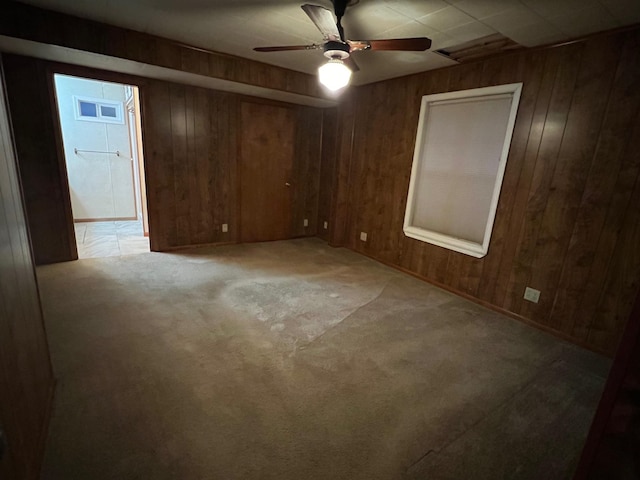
<box><xmin>318</xmin><ymin>58</ymin><xmax>352</xmax><ymax>91</ymax></box>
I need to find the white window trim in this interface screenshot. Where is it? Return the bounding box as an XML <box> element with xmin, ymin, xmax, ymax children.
<box><xmin>73</xmin><ymin>95</ymin><xmax>124</xmax><ymax>124</ymax></box>
<box><xmin>403</xmin><ymin>83</ymin><xmax>523</xmax><ymax>258</ymax></box>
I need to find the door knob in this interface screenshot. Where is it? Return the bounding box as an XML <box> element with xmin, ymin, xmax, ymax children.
<box><xmin>285</xmin><ymin>182</ymin><xmax>291</xmax><ymax>187</ymax></box>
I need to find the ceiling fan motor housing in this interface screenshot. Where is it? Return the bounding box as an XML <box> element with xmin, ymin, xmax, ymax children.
<box><xmin>323</xmin><ymin>40</ymin><xmax>350</xmax><ymax>59</ymax></box>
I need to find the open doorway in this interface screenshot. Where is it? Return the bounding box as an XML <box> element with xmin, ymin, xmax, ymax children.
<box><xmin>53</xmin><ymin>74</ymin><xmax>149</xmax><ymax>259</ymax></box>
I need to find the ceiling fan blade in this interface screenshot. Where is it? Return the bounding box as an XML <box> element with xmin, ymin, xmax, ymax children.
<box><xmin>349</xmin><ymin>37</ymin><xmax>432</xmax><ymax>52</ymax></box>
<box><xmin>344</xmin><ymin>56</ymin><xmax>360</xmax><ymax>72</ymax></box>
<box><xmin>253</xmin><ymin>44</ymin><xmax>320</xmax><ymax>52</ymax></box>
<box><xmin>301</xmin><ymin>4</ymin><xmax>340</xmax><ymax>41</ymax></box>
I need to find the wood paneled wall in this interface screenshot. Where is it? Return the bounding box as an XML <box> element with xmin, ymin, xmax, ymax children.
<box><xmin>3</xmin><ymin>55</ymin><xmax>324</xmax><ymax>259</ymax></box>
<box><xmin>0</xmin><ymin>1</ymin><xmax>323</xmax><ymax>99</ymax></box>
<box><xmin>326</xmin><ymin>93</ymin><xmax>357</xmax><ymax>248</ymax></box>
<box><xmin>329</xmin><ymin>27</ymin><xmax>640</xmax><ymax>355</ymax></box>
<box><xmin>2</xmin><ymin>55</ymin><xmax>77</xmax><ymax>265</ymax></box>
<box><xmin>291</xmin><ymin>106</ymin><xmax>323</xmax><ymax>237</ymax></box>
<box><xmin>142</xmin><ymin>80</ymin><xmax>238</xmax><ymax>251</ymax></box>
<box><xmin>317</xmin><ymin>108</ymin><xmax>338</xmax><ymax>242</ymax></box>
<box><xmin>141</xmin><ymin>85</ymin><xmax>323</xmax><ymax>251</ymax></box>
<box><xmin>0</xmin><ymin>56</ymin><xmax>54</xmax><ymax>479</ymax></box>
<box><xmin>574</xmin><ymin>288</ymin><xmax>640</xmax><ymax>479</ymax></box>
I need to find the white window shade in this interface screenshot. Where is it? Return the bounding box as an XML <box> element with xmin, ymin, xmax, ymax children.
<box><xmin>404</xmin><ymin>83</ymin><xmax>522</xmax><ymax>258</ymax></box>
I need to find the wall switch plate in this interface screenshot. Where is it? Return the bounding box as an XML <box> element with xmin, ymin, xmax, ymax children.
<box><xmin>360</xmin><ymin>232</ymin><xmax>368</xmax><ymax>242</ymax></box>
<box><xmin>524</xmin><ymin>287</ymin><xmax>540</xmax><ymax>303</ymax></box>
<box><xmin>303</xmin><ymin>218</ymin><xmax>309</xmax><ymax>227</ymax></box>
<box><xmin>323</xmin><ymin>221</ymin><xmax>328</xmax><ymax>230</ymax></box>
<box><xmin>221</xmin><ymin>223</ymin><xmax>228</xmax><ymax>233</ymax></box>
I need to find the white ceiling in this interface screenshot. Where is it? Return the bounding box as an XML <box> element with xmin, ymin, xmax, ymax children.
<box><xmin>15</xmin><ymin>0</ymin><xmax>640</xmax><ymax>85</ymax></box>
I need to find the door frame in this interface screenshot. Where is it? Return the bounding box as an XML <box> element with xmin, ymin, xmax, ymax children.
<box><xmin>45</xmin><ymin>62</ymin><xmax>152</xmax><ymax>256</ymax></box>
<box><xmin>125</xmin><ymin>88</ymin><xmax>149</xmax><ymax>236</ymax></box>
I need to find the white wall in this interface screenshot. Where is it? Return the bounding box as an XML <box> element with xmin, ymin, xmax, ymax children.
<box><xmin>54</xmin><ymin>74</ymin><xmax>135</xmax><ymax>220</ymax></box>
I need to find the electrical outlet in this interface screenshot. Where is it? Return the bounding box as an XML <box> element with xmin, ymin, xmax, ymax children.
<box><xmin>221</xmin><ymin>223</ymin><xmax>228</xmax><ymax>233</ymax></box>
<box><xmin>323</xmin><ymin>221</ymin><xmax>328</xmax><ymax>230</ymax></box>
<box><xmin>524</xmin><ymin>287</ymin><xmax>540</xmax><ymax>303</ymax></box>
<box><xmin>360</xmin><ymin>232</ymin><xmax>368</xmax><ymax>242</ymax></box>
<box><xmin>303</xmin><ymin>218</ymin><xmax>309</xmax><ymax>227</ymax></box>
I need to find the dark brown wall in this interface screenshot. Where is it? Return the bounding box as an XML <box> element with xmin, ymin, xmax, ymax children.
<box><xmin>0</xmin><ymin>1</ymin><xmax>324</xmax><ymax>99</ymax></box>
<box><xmin>574</xmin><ymin>290</ymin><xmax>640</xmax><ymax>479</ymax></box>
<box><xmin>331</xmin><ymin>93</ymin><xmax>358</xmax><ymax>248</ymax></box>
<box><xmin>0</xmin><ymin>56</ymin><xmax>54</xmax><ymax>479</ymax></box>
<box><xmin>142</xmin><ymin>80</ymin><xmax>238</xmax><ymax>251</ymax></box>
<box><xmin>3</xmin><ymin>55</ymin><xmax>324</xmax><ymax>258</ymax></box>
<box><xmin>291</xmin><ymin>105</ymin><xmax>323</xmax><ymax>238</ymax></box>
<box><xmin>329</xmin><ymin>27</ymin><xmax>640</xmax><ymax>355</ymax></box>
<box><xmin>141</xmin><ymin>83</ymin><xmax>323</xmax><ymax>251</ymax></box>
<box><xmin>317</xmin><ymin>108</ymin><xmax>337</xmax><ymax>242</ymax></box>
<box><xmin>2</xmin><ymin>55</ymin><xmax>77</xmax><ymax>265</ymax></box>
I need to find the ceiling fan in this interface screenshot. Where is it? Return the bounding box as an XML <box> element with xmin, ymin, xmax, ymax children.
<box><xmin>253</xmin><ymin>0</ymin><xmax>432</xmax><ymax>91</ymax></box>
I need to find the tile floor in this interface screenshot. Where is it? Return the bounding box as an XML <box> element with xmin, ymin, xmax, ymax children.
<box><xmin>74</xmin><ymin>220</ymin><xmax>150</xmax><ymax>259</ymax></box>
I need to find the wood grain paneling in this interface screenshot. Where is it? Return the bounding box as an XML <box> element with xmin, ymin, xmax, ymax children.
<box><xmin>2</xmin><ymin>55</ymin><xmax>77</xmax><ymax>265</ymax></box>
<box><xmin>573</xmin><ymin>288</ymin><xmax>640</xmax><ymax>479</ymax></box>
<box><xmin>145</xmin><ymin>91</ymin><xmax>322</xmax><ymax>250</ymax></box>
<box><xmin>3</xmin><ymin>55</ymin><xmax>323</xmax><ymax>258</ymax></box>
<box><xmin>0</xmin><ymin>55</ymin><xmax>54</xmax><ymax>479</ymax></box>
<box><xmin>317</xmin><ymin>108</ymin><xmax>337</xmax><ymax>241</ymax></box>
<box><xmin>327</xmin><ymin>92</ymin><xmax>357</xmax><ymax>247</ymax></box>
<box><xmin>0</xmin><ymin>1</ymin><xmax>323</xmax><ymax>99</ymax></box>
<box><xmin>291</xmin><ymin>106</ymin><xmax>323</xmax><ymax>238</ymax></box>
<box><xmin>329</xmin><ymin>27</ymin><xmax>640</xmax><ymax>355</ymax></box>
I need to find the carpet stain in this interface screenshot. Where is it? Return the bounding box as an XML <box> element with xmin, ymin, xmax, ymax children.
<box><xmin>36</xmin><ymin>239</ymin><xmax>610</xmax><ymax>480</ymax></box>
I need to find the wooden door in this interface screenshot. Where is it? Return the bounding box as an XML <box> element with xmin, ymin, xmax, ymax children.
<box><xmin>239</xmin><ymin>102</ymin><xmax>295</xmax><ymax>242</ymax></box>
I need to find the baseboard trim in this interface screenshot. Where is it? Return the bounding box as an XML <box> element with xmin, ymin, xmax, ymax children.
<box><xmin>74</xmin><ymin>217</ymin><xmax>137</xmax><ymax>222</ymax></box>
<box><xmin>159</xmin><ymin>240</ymin><xmax>239</xmax><ymax>252</ymax></box>
<box><xmin>159</xmin><ymin>235</ymin><xmax>320</xmax><ymax>253</ymax></box>
<box><xmin>346</xmin><ymin>246</ymin><xmax>612</xmax><ymax>358</ymax></box>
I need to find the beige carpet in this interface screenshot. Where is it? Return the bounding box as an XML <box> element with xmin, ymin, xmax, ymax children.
<box><xmin>37</xmin><ymin>238</ymin><xmax>609</xmax><ymax>480</ymax></box>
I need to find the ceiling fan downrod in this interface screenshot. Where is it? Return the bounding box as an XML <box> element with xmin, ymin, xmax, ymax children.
<box><xmin>332</xmin><ymin>0</ymin><xmax>348</xmax><ymax>42</ymax></box>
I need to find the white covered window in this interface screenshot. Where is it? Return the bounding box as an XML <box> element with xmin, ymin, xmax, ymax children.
<box><xmin>403</xmin><ymin>83</ymin><xmax>522</xmax><ymax>258</ymax></box>
<box><xmin>74</xmin><ymin>95</ymin><xmax>124</xmax><ymax>124</ymax></box>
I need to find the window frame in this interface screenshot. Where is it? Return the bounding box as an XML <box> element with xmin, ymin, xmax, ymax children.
<box><xmin>73</xmin><ymin>95</ymin><xmax>124</xmax><ymax>124</ymax></box>
<box><xmin>403</xmin><ymin>82</ymin><xmax>523</xmax><ymax>258</ymax></box>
